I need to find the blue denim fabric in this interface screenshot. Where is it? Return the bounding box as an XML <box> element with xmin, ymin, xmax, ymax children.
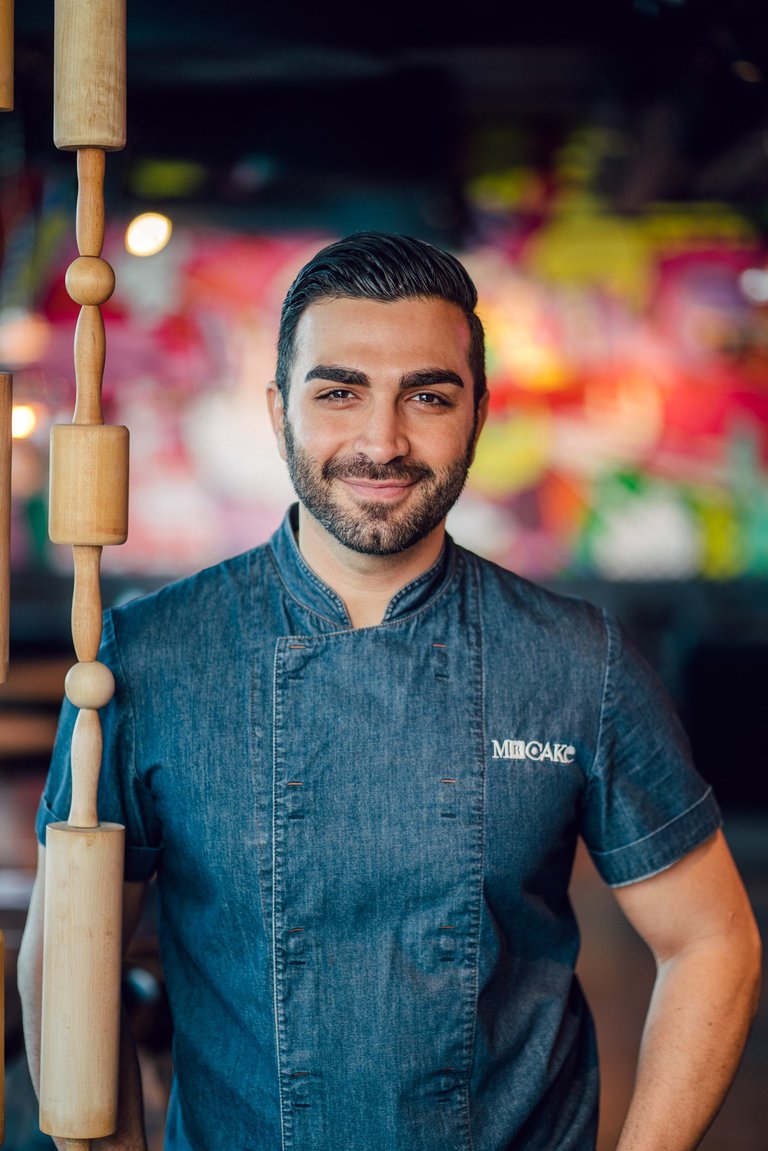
<box><xmin>38</xmin><ymin>505</ymin><xmax>721</xmax><ymax>1151</ymax></box>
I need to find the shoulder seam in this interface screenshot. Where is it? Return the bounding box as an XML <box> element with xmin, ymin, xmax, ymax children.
<box><xmin>588</xmin><ymin>606</ymin><xmax>614</xmax><ymax>784</ymax></box>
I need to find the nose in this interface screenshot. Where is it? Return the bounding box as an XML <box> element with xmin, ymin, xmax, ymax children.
<box><xmin>354</xmin><ymin>401</ymin><xmax>410</xmax><ymax>464</ymax></box>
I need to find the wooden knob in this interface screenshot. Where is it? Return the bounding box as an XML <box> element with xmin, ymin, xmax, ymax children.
<box><xmin>65</xmin><ymin>661</ymin><xmax>115</xmax><ymax>711</ymax></box>
<box><xmin>66</xmin><ymin>257</ymin><xmax>115</xmax><ymax>306</ymax></box>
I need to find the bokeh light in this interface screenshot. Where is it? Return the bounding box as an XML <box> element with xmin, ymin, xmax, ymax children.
<box><xmin>125</xmin><ymin>213</ymin><xmax>173</xmax><ymax>257</ymax></box>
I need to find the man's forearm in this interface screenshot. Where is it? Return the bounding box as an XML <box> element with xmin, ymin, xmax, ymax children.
<box><xmin>92</xmin><ymin>1009</ymin><xmax>149</xmax><ymax>1151</ymax></box>
<box><xmin>18</xmin><ymin>856</ymin><xmax>149</xmax><ymax>1151</ymax></box>
<box><xmin>20</xmin><ymin>948</ymin><xmax>148</xmax><ymax>1151</ymax></box>
<box><xmin>615</xmin><ymin>934</ymin><xmax>761</xmax><ymax>1151</ymax></box>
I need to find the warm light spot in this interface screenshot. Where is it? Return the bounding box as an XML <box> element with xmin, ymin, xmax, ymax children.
<box><xmin>125</xmin><ymin>213</ymin><xmax>173</xmax><ymax>257</ymax></box>
<box><xmin>732</xmin><ymin>60</ymin><xmax>762</xmax><ymax>84</ymax></box>
<box><xmin>0</xmin><ymin>309</ymin><xmax>51</xmax><ymax>364</ymax></box>
<box><xmin>12</xmin><ymin>404</ymin><xmax>38</xmax><ymax>439</ymax></box>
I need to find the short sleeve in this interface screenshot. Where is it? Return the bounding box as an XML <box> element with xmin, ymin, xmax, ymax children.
<box><xmin>36</xmin><ymin>609</ymin><xmax>163</xmax><ymax>882</ymax></box>
<box><xmin>582</xmin><ymin>610</ymin><xmax>721</xmax><ymax>888</ymax></box>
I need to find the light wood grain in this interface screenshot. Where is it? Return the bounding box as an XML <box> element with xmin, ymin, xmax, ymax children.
<box><xmin>40</xmin><ymin>822</ymin><xmax>124</xmax><ymax>1139</ymax></box>
<box><xmin>72</xmin><ymin>306</ymin><xmax>106</xmax><ymax>425</ymax></box>
<box><xmin>71</xmin><ymin>545</ymin><xmax>103</xmax><ymax>662</ymax></box>
<box><xmin>68</xmin><ymin>708</ymin><xmax>103</xmax><ymax>828</ymax></box>
<box><xmin>54</xmin><ymin>0</ymin><xmax>126</xmax><ymax>150</ymax></box>
<box><xmin>49</xmin><ymin>424</ymin><xmax>129</xmax><ymax>546</ymax></box>
<box><xmin>76</xmin><ymin>148</ymin><xmax>106</xmax><ymax>257</ymax></box>
<box><xmin>65</xmin><ymin>659</ymin><xmax>115</xmax><ymax>712</ymax></box>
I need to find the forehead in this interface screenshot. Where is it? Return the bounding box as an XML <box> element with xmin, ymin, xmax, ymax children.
<box><xmin>291</xmin><ymin>296</ymin><xmax>472</xmax><ymax>377</ymax></box>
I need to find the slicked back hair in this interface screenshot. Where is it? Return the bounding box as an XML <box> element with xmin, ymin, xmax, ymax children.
<box><xmin>276</xmin><ymin>232</ymin><xmax>487</xmax><ymax>409</ymax></box>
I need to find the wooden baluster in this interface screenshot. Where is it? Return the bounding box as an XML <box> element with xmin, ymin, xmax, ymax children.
<box><xmin>40</xmin><ymin>4</ymin><xmax>128</xmax><ymax>1148</ymax></box>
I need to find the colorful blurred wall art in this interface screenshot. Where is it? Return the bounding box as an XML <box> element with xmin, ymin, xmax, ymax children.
<box><xmin>456</xmin><ymin>192</ymin><xmax>768</xmax><ymax>579</ymax></box>
<box><xmin>4</xmin><ymin>189</ymin><xmax>768</xmax><ymax>581</ymax></box>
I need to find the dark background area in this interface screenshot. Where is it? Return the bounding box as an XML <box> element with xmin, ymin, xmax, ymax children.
<box><xmin>10</xmin><ymin>0</ymin><xmax>768</xmax><ymax>234</ymax></box>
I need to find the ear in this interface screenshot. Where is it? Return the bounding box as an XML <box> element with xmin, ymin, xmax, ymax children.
<box><xmin>266</xmin><ymin>381</ymin><xmax>287</xmax><ymax>462</ymax></box>
<box><xmin>469</xmin><ymin>391</ymin><xmax>490</xmax><ymax>464</ymax></box>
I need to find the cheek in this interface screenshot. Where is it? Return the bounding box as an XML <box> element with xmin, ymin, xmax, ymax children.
<box><xmin>294</xmin><ymin>421</ymin><xmax>334</xmax><ymax>449</ymax></box>
<box><xmin>412</xmin><ymin>423</ymin><xmax>474</xmax><ymax>465</ymax></box>
<box><xmin>287</xmin><ymin>411</ymin><xmax>345</xmax><ymax>462</ymax></box>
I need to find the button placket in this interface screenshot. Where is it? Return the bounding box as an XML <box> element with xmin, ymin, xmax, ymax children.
<box><xmin>271</xmin><ymin>615</ymin><xmax>485</xmax><ymax>1150</ymax></box>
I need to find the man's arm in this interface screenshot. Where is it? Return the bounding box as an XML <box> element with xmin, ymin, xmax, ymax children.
<box><xmin>611</xmin><ymin>829</ymin><xmax>761</xmax><ymax>1151</ymax></box>
<box><xmin>18</xmin><ymin>843</ymin><xmax>150</xmax><ymax>1151</ymax></box>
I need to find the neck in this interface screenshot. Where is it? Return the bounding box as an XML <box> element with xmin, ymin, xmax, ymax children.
<box><xmin>296</xmin><ymin>505</ymin><xmax>445</xmax><ymax>628</ymax></box>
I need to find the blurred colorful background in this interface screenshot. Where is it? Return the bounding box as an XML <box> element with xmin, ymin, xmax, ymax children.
<box><xmin>7</xmin><ymin>164</ymin><xmax>768</xmax><ymax>583</ymax></box>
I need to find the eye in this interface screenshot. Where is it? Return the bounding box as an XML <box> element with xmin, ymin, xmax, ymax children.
<box><xmin>317</xmin><ymin>388</ymin><xmax>357</xmax><ymax>403</ymax></box>
<box><xmin>411</xmin><ymin>391</ymin><xmax>452</xmax><ymax>407</ymax></box>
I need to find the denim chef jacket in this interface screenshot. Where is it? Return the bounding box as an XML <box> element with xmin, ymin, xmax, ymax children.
<box><xmin>40</xmin><ymin>506</ymin><xmax>721</xmax><ymax>1151</ymax></box>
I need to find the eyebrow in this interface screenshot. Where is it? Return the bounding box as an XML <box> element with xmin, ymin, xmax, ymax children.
<box><xmin>304</xmin><ymin>364</ymin><xmax>465</xmax><ymax>389</ymax></box>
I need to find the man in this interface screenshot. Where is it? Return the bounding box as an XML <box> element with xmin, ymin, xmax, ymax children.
<box><xmin>20</xmin><ymin>233</ymin><xmax>761</xmax><ymax>1151</ymax></box>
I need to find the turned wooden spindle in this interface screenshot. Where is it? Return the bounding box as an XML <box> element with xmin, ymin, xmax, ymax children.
<box><xmin>71</xmin><ymin>544</ymin><xmax>103</xmax><ymax>661</ymax></box>
<box><xmin>41</xmin><ymin>4</ymin><xmax>128</xmax><ymax>1147</ymax></box>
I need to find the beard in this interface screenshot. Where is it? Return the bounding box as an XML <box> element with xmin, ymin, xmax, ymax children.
<box><xmin>283</xmin><ymin>419</ymin><xmax>475</xmax><ymax>556</ymax></box>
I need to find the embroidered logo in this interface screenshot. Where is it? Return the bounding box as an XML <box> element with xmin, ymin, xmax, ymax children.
<box><xmin>491</xmin><ymin>739</ymin><xmax>576</xmax><ymax>764</ymax></box>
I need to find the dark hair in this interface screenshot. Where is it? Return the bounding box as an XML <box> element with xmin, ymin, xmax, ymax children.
<box><xmin>276</xmin><ymin>232</ymin><xmax>486</xmax><ymax>408</ymax></box>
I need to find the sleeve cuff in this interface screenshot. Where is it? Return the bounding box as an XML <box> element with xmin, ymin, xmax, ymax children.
<box><xmin>589</xmin><ymin>787</ymin><xmax>723</xmax><ymax>888</ymax></box>
<box><xmin>36</xmin><ymin>797</ymin><xmax>162</xmax><ymax>883</ymax></box>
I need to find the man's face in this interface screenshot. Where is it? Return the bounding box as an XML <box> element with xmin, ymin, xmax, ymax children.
<box><xmin>268</xmin><ymin>296</ymin><xmax>487</xmax><ymax>557</ymax></box>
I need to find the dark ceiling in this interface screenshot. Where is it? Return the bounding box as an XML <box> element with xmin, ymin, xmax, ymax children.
<box><xmin>8</xmin><ymin>0</ymin><xmax>768</xmax><ymax>241</ymax></box>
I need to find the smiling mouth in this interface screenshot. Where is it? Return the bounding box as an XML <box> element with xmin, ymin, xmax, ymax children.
<box><xmin>340</xmin><ymin>478</ymin><xmax>417</xmax><ymax>501</ymax></box>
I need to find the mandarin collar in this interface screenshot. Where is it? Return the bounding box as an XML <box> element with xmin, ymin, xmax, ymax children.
<box><xmin>267</xmin><ymin>504</ymin><xmax>458</xmax><ymax>629</ymax></box>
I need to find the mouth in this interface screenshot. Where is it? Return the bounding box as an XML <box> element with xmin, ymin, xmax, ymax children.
<box><xmin>339</xmin><ymin>478</ymin><xmax>418</xmax><ymax>502</ymax></box>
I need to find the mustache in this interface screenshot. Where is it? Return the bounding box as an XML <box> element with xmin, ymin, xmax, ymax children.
<box><xmin>322</xmin><ymin>455</ymin><xmax>434</xmax><ymax>484</ymax></box>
